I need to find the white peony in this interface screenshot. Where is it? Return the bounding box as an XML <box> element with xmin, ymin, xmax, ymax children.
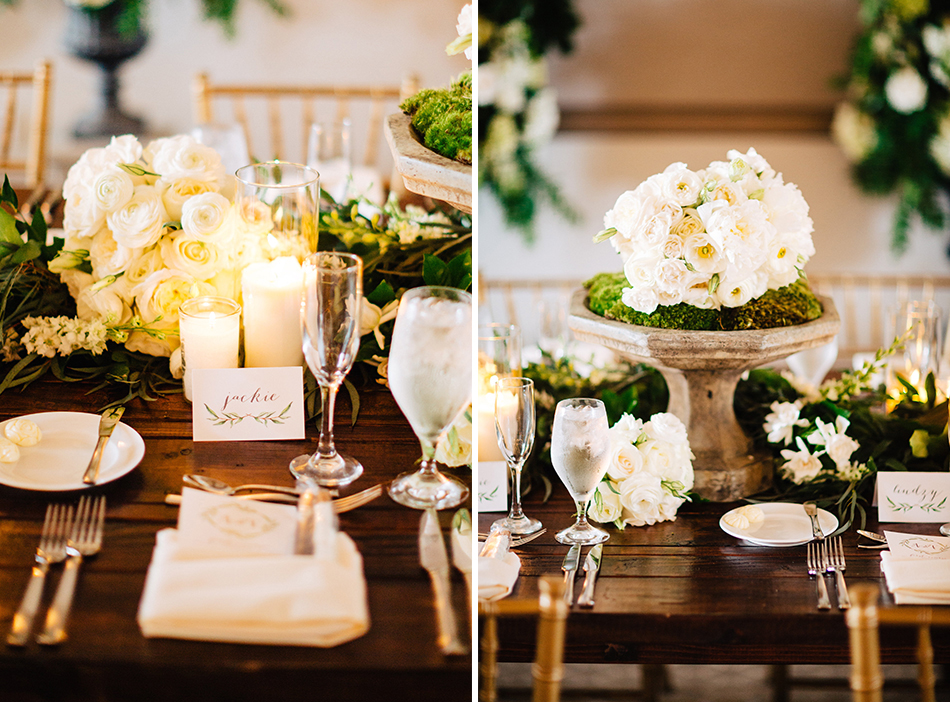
<box><xmin>885</xmin><ymin>67</ymin><xmax>928</xmax><ymax>114</ymax></box>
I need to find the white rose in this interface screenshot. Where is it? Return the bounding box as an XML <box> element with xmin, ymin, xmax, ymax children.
<box><xmin>644</xmin><ymin>413</ymin><xmax>689</xmax><ymax>446</ymax></box>
<box><xmin>885</xmin><ymin>67</ymin><xmax>928</xmax><ymax>114</ymax></box>
<box><xmin>160</xmin><ymin>234</ymin><xmax>227</xmax><ymax>281</ymax></box>
<box><xmin>145</xmin><ymin>135</ymin><xmax>225</xmax><ymax>184</ymax></box>
<box><xmin>619</xmin><ymin>472</ymin><xmax>666</xmax><ymax>527</ymax></box>
<box><xmin>107</xmin><ymin>185</ymin><xmax>167</xmax><ymax>249</ymax></box>
<box><xmin>657</xmin><ymin>491</ymin><xmax>686</xmax><ymax>522</ymax></box>
<box><xmin>119</xmin><ymin>247</ymin><xmax>165</xmax><ymax>296</ymax></box>
<box><xmin>157</xmin><ymin>177</ymin><xmax>219</xmax><ymax>221</ymax></box>
<box><xmin>77</xmin><ymin>281</ymin><xmax>133</xmax><ymax>324</ymax></box>
<box><xmin>588</xmin><ymin>481</ymin><xmax>623</xmax><ymax>524</ymax></box>
<box><xmin>132</xmin><ymin>268</ymin><xmax>214</xmax><ymax>326</ymax></box>
<box><xmin>91</xmin><ymin>167</ymin><xmax>134</xmax><ymax>213</ymax></box>
<box><xmin>622</xmin><ymin>249</ymin><xmax>662</xmax><ymax>290</ymax></box>
<box><xmin>660</xmin><ymin>163</ymin><xmax>703</xmax><ymax>206</ymax></box>
<box><xmin>639</xmin><ymin>439</ymin><xmax>676</xmax><ymax>478</ymax></box>
<box><xmin>434</xmin><ymin>410</ymin><xmax>473</xmax><ymax>467</ymax></box>
<box><xmin>180</xmin><ymin>192</ymin><xmax>232</xmax><ymax>241</ymax></box>
<box><xmin>607</xmin><ymin>442</ymin><xmax>644</xmax><ymax>481</ymax></box>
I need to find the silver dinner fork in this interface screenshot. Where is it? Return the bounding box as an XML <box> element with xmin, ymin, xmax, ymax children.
<box><xmin>6</xmin><ymin>504</ymin><xmax>71</xmax><ymax>646</ymax></box>
<box><xmin>806</xmin><ymin>541</ymin><xmax>831</xmax><ymax>610</ymax></box>
<box><xmin>476</xmin><ymin>529</ymin><xmax>547</xmax><ymax>548</ymax></box>
<box><xmin>36</xmin><ymin>495</ymin><xmax>106</xmax><ymax>645</ymax></box>
<box><xmin>824</xmin><ymin>536</ymin><xmax>851</xmax><ymax>609</ymax></box>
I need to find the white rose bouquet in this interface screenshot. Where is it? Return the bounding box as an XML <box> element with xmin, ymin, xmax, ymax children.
<box><xmin>38</xmin><ymin>133</ymin><xmax>271</xmax><ymax>359</ymax></box>
<box><xmin>597</xmin><ymin>148</ymin><xmax>816</xmax><ymax>315</ymax></box>
<box><xmin>588</xmin><ymin>412</ymin><xmax>694</xmax><ymax>528</ymax></box>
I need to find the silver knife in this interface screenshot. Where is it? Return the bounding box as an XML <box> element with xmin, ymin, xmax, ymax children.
<box><xmin>419</xmin><ymin>508</ymin><xmax>467</xmax><ymax>655</ymax></box>
<box><xmin>803</xmin><ymin>502</ymin><xmax>824</xmax><ymax>540</ymax></box>
<box><xmin>82</xmin><ymin>407</ymin><xmax>125</xmax><ymax>485</ymax></box>
<box><xmin>576</xmin><ymin>543</ymin><xmax>603</xmax><ymax>608</ymax></box>
<box><xmin>561</xmin><ymin>543</ymin><xmax>581</xmax><ymax>605</ymax></box>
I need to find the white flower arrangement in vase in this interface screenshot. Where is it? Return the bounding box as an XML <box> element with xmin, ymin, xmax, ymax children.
<box><xmin>597</xmin><ymin>148</ymin><xmax>816</xmax><ymax>315</ymax></box>
<box><xmin>588</xmin><ymin>412</ymin><xmax>694</xmax><ymax>528</ymax></box>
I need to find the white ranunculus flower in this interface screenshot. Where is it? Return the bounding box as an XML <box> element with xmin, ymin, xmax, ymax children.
<box><xmin>63</xmin><ymin>190</ymin><xmax>106</xmax><ymax>240</ymax></box>
<box><xmin>157</xmin><ymin>177</ymin><xmax>219</xmax><ymax>221</ymax></box>
<box><xmin>91</xmin><ymin>167</ymin><xmax>134</xmax><ymax>214</ymax></box>
<box><xmin>180</xmin><ymin>192</ymin><xmax>232</xmax><ymax>241</ymax></box>
<box><xmin>88</xmin><ymin>228</ymin><xmax>139</xmax><ymax>278</ymax></box>
<box><xmin>885</xmin><ymin>67</ymin><xmax>928</xmax><ymax>114</ymax></box>
<box><xmin>160</xmin><ymin>234</ymin><xmax>227</xmax><ymax>281</ymax></box>
<box><xmin>107</xmin><ymin>185</ymin><xmax>167</xmax><ymax>249</ymax></box>
<box><xmin>102</xmin><ymin>134</ymin><xmax>144</xmax><ymax>166</ymax></box>
<box><xmin>588</xmin><ymin>482</ymin><xmax>623</xmax><ymax>524</ymax></box>
<box><xmin>619</xmin><ymin>471</ymin><xmax>666</xmax><ymax>527</ymax></box>
<box><xmin>146</xmin><ymin>135</ymin><xmax>226</xmax><ymax>185</ymax></box>
<box><xmin>660</xmin><ymin>163</ymin><xmax>703</xmax><ymax>206</ymax></box>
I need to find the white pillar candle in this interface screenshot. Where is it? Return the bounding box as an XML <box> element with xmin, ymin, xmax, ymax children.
<box><xmin>179</xmin><ymin>297</ymin><xmax>242</xmax><ymax>402</ymax></box>
<box><xmin>477</xmin><ymin>391</ymin><xmax>505</xmax><ymax>462</ymax></box>
<box><xmin>241</xmin><ymin>256</ymin><xmax>305</xmax><ymax>368</ymax></box>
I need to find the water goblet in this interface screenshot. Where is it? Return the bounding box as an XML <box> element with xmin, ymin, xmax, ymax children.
<box><xmin>492</xmin><ymin>377</ymin><xmax>542</xmax><ymax>535</ymax></box>
<box><xmin>387</xmin><ymin>286</ymin><xmax>473</xmax><ymax>510</ymax></box>
<box><xmin>288</xmin><ymin>252</ymin><xmax>363</xmax><ymax>488</ymax></box>
<box><xmin>306</xmin><ymin>120</ymin><xmax>352</xmax><ymax>202</ymax></box>
<box><xmin>551</xmin><ymin>397</ymin><xmax>612</xmax><ymax>545</ymax></box>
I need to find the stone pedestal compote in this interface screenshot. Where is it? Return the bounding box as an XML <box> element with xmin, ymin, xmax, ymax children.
<box><xmin>568</xmin><ymin>290</ymin><xmax>840</xmax><ymax>502</ymax></box>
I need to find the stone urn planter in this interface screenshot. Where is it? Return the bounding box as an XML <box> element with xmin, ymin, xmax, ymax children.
<box><xmin>384</xmin><ymin>113</ymin><xmax>472</xmax><ymax>213</ymax></box>
<box><xmin>568</xmin><ymin>289</ymin><xmax>840</xmax><ymax>502</ymax></box>
<box><xmin>64</xmin><ymin>3</ymin><xmax>148</xmax><ymax>138</ymax></box>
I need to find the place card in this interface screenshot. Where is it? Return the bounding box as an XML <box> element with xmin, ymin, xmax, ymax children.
<box><xmin>176</xmin><ymin>487</ymin><xmax>296</xmax><ymax>556</ymax></box>
<box><xmin>191</xmin><ymin>367</ymin><xmax>306</xmax><ymax>442</ymax></box>
<box><xmin>478</xmin><ymin>460</ymin><xmax>507</xmax><ymax>512</ymax></box>
<box><xmin>877</xmin><ymin>472</ymin><xmax>950</xmax><ymax>522</ymax></box>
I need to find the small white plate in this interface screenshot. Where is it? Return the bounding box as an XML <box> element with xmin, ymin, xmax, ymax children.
<box><xmin>0</xmin><ymin>411</ymin><xmax>145</xmax><ymax>491</ymax></box>
<box><xmin>720</xmin><ymin>502</ymin><xmax>838</xmax><ymax>547</ymax></box>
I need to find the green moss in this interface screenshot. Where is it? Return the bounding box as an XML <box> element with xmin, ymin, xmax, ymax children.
<box><xmin>400</xmin><ymin>75</ymin><xmax>472</xmax><ymax>165</ymax></box>
<box><xmin>585</xmin><ymin>272</ymin><xmax>823</xmax><ymax>331</ymax></box>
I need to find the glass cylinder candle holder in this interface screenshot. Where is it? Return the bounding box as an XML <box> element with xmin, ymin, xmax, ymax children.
<box><xmin>179</xmin><ymin>297</ymin><xmax>242</xmax><ymax>402</ymax></box>
<box><xmin>235</xmin><ymin>161</ymin><xmax>320</xmax><ymax>260</ymax></box>
<box><xmin>477</xmin><ymin>323</ymin><xmax>522</xmax><ymax>463</ymax></box>
<box><xmin>241</xmin><ymin>256</ymin><xmax>305</xmax><ymax>368</ymax></box>
<box><xmin>885</xmin><ymin>300</ymin><xmax>943</xmax><ymax>407</ymax></box>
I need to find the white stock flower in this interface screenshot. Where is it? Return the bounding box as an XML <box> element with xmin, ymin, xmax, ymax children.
<box><xmin>146</xmin><ymin>135</ymin><xmax>226</xmax><ymax>185</ymax></box>
<box><xmin>779</xmin><ymin>437</ymin><xmax>823</xmax><ymax>484</ymax></box>
<box><xmin>107</xmin><ymin>185</ymin><xmax>167</xmax><ymax>249</ymax></box>
<box><xmin>885</xmin><ymin>67</ymin><xmax>928</xmax><ymax>114</ymax></box>
<box><xmin>763</xmin><ymin>400</ymin><xmax>808</xmax><ymax>445</ymax></box>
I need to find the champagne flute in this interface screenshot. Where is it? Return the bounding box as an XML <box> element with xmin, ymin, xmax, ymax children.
<box><xmin>492</xmin><ymin>376</ymin><xmax>542</xmax><ymax>535</ymax></box>
<box><xmin>387</xmin><ymin>286</ymin><xmax>473</xmax><ymax>510</ymax></box>
<box><xmin>289</xmin><ymin>252</ymin><xmax>363</xmax><ymax>487</ymax></box>
<box><xmin>551</xmin><ymin>398</ymin><xmax>611</xmax><ymax>545</ymax></box>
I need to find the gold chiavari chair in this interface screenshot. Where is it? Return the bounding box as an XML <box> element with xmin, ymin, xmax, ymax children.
<box><xmin>848</xmin><ymin>583</ymin><xmax>950</xmax><ymax>702</ymax></box>
<box><xmin>0</xmin><ymin>59</ymin><xmax>51</xmax><ymax>190</ymax></box>
<box><xmin>192</xmin><ymin>72</ymin><xmax>419</xmax><ymax>169</ymax></box>
<box><xmin>479</xmin><ymin>575</ymin><xmax>569</xmax><ymax>702</ymax></box>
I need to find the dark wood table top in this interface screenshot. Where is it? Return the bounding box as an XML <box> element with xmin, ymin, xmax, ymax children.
<box><xmin>0</xmin><ymin>380</ymin><xmax>471</xmax><ymax>702</ymax></box>
<box><xmin>479</xmin><ymin>483</ymin><xmax>950</xmax><ymax>666</ymax></box>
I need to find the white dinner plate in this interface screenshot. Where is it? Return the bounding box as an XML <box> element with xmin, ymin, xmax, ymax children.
<box><xmin>719</xmin><ymin>502</ymin><xmax>838</xmax><ymax>547</ymax></box>
<box><xmin>0</xmin><ymin>412</ymin><xmax>145</xmax><ymax>491</ymax></box>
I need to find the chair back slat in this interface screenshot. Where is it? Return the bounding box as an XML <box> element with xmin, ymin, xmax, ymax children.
<box><xmin>0</xmin><ymin>60</ymin><xmax>50</xmax><ymax>188</ymax></box>
<box><xmin>267</xmin><ymin>96</ymin><xmax>282</xmax><ymax>161</ymax></box>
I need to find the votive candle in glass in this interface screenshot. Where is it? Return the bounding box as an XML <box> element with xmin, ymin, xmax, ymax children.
<box><xmin>241</xmin><ymin>256</ymin><xmax>305</xmax><ymax>368</ymax></box>
<box><xmin>179</xmin><ymin>297</ymin><xmax>242</xmax><ymax>402</ymax></box>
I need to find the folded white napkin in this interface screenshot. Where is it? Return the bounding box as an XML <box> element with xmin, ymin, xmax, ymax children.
<box><xmin>881</xmin><ymin>550</ymin><xmax>950</xmax><ymax>604</ymax></box>
<box><xmin>137</xmin><ymin>527</ymin><xmax>370</xmax><ymax>647</ymax></box>
<box><xmin>477</xmin><ymin>551</ymin><xmax>521</xmax><ymax>602</ymax></box>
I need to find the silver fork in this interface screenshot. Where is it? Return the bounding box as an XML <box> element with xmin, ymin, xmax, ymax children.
<box><xmin>806</xmin><ymin>541</ymin><xmax>831</xmax><ymax>610</ymax></box>
<box><xmin>36</xmin><ymin>495</ymin><xmax>106</xmax><ymax>645</ymax></box>
<box><xmin>6</xmin><ymin>504</ymin><xmax>71</xmax><ymax>646</ymax></box>
<box><xmin>825</xmin><ymin>536</ymin><xmax>851</xmax><ymax>609</ymax></box>
<box><xmin>476</xmin><ymin>528</ymin><xmax>546</xmax><ymax>548</ymax></box>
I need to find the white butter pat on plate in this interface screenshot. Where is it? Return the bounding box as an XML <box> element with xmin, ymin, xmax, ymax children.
<box><xmin>719</xmin><ymin>502</ymin><xmax>838</xmax><ymax>547</ymax></box>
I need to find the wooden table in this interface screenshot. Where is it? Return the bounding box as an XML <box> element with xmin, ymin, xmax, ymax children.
<box><xmin>0</xmin><ymin>381</ymin><xmax>471</xmax><ymax>702</ymax></box>
<box><xmin>479</xmin><ymin>486</ymin><xmax>950</xmax><ymax>666</ymax></box>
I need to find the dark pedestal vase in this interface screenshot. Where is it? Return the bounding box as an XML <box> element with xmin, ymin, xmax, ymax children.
<box><xmin>64</xmin><ymin>3</ymin><xmax>148</xmax><ymax>138</ymax></box>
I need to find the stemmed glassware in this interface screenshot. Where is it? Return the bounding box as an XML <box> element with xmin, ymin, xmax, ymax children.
<box><xmin>289</xmin><ymin>252</ymin><xmax>364</xmax><ymax>488</ymax></box>
<box><xmin>477</xmin><ymin>323</ymin><xmax>521</xmax><ymax>463</ymax></box>
<box><xmin>492</xmin><ymin>377</ymin><xmax>542</xmax><ymax>535</ymax></box>
<box><xmin>387</xmin><ymin>286</ymin><xmax>473</xmax><ymax>510</ymax></box>
<box><xmin>550</xmin><ymin>397</ymin><xmax>612</xmax><ymax>545</ymax></box>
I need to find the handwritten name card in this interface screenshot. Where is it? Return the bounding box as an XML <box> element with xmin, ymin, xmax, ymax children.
<box><xmin>191</xmin><ymin>367</ymin><xmax>305</xmax><ymax>442</ymax></box>
<box><xmin>877</xmin><ymin>472</ymin><xmax>950</xmax><ymax>522</ymax></box>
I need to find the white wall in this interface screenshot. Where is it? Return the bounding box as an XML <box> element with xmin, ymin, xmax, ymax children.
<box><xmin>0</xmin><ymin>0</ymin><xmax>465</xmax><ymax>182</ymax></box>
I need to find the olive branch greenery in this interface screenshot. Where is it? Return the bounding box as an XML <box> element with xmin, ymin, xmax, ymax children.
<box><xmin>204</xmin><ymin>402</ymin><xmax>291</xmax><ymax>427</ymax></box>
